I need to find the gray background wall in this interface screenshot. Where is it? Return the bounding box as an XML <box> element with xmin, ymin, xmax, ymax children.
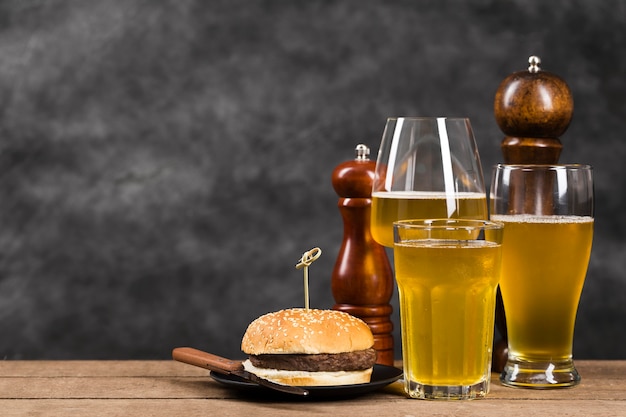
<box><xmin>0</xmin><ymin>0</ymin><xmax>624</xmax><ymax>360</ymax></box>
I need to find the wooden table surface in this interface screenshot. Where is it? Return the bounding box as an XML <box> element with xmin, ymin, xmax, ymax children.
<box><xmin>1</xmin><ymin>360</ymin><xmax>624</xmax><ymax>416</ymax></box>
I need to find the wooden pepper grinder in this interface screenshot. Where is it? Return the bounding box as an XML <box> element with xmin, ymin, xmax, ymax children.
<box><xmin>495</xmin><ymin>56</ymin><xmax>573</xmax><ymax>165</ymax></box>
<box><xmin>491</xmin><ymin>55</ymin><xmax>574</xmax><ymax>371</ymax></box>
<box><xmin>331</xmin><ymin>144</ymin><xmax>395</xmax><ymax>366</ymax></box>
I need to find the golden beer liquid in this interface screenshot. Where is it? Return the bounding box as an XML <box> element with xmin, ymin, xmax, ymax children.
<box><xmin>371</xmin><ymin>191</ymin><xmax>487</xmax><ymax>247</ymax></box>
<box><xmin>491</xmin><ymin>215</ymin><xmax>594</xmax><ymax>362</ymax></box>
<box><xmin>394</xmin><ymin>240</ymin><xmax>501</xmax><ymax>386</ymax></box>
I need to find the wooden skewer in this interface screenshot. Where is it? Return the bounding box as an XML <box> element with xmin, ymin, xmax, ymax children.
<box><xmin>295</xmin><ymin>247</ymin><xmax>321</xmax><ymax>310</ymax></box>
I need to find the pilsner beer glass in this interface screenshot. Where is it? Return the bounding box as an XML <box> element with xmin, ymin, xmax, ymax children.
<box><xmin>371</xmin><ymin>117</ymin><xmax>488</xmax><ymax>248</ymax></box>
<box><xmin>490</xmin><ymin>164</ymin><xmax>594</xmax><ymax>388</ymax></box>
<box><xmin>393</xmin><ymin>219</ymin><xmax>504</xmax><ymax>399</ymax></box>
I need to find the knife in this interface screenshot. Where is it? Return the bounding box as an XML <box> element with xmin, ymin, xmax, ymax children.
<box><xmin>172</xmin><ymin>347</ymin><xmax>309</xmax><ymax>396</ymax></box>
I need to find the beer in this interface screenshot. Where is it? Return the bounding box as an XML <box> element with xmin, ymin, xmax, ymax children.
<box><xmin>371</xmin><ymin>191</ymin><xmax>487</xmax><ymax>247</ymax></box>
<box><xmin>394</xmin><ymin>239</ymin><xmax>501</xmax><ymax>389</ymax></box>
<box><xmin>491</xmin><ymin>214</ymin><xmax>594</xmax><ymax>362</ymax></box>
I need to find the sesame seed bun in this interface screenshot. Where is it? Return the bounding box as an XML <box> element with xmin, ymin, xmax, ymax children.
<box><xmin>241</xmin><ymin>308</ymin><xmax>375</xmax><ymax>355</ymax></box>
<box><xmin>240</xmin><ymin>308</ymin><xmax>376</xmax><ymax>386</ymax></box>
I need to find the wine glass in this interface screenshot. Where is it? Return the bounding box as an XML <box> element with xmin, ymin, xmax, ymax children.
<box><xmin>371</xmin><ymin>117</ymin><xmax>488</xmax><ymax>248</ymax></box>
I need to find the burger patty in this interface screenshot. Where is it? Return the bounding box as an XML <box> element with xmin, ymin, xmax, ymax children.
<box><xmin>249</xmin><ymin>348</ymin><xmax>377</xmax><ymax>372</ymax></box>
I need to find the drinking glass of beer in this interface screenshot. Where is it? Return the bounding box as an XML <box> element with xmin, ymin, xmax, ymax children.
<box><xmin>371</xmin><ymin>117</ymin><xmax>488</xmax><ymax>248</ymax></box>
<box><xmin>393</xmin><ymin>219</ymin><xmax>504</xmax><ymax>399</ymax></box>
<box><xmin>490</xmin><ymin>164</ymin><xmax>594</xmax><ymax>388</ymax></box>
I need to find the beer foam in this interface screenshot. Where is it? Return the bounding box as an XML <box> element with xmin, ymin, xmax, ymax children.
<box><xmin>397</xmin><ymin>239</ymin><xmax>500</xmax><ymax>248</ymax></box>
<box><xmin>372</xmin><ymin>191</ymin><xmax>486</xmax><ymax>199</ymax></box>
<box><xmin>490</xmin><ymin>214</ymin><xmax>594</xmax><ymax>224</ymax></box>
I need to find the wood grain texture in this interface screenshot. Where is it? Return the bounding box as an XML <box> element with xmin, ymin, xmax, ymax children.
<box><xmin>0</xmin><ymin>361</ymin><xmax>624</xmax><ymax>416</ymax></box>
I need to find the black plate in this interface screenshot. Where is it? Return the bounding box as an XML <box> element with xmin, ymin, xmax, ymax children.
<box><xmin>210</xmin><ymin>364</ymin><xmax>403</xmax><ymax>399</ymax></box>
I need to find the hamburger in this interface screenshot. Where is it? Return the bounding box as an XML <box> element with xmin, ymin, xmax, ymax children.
<box><xmin>241</xmin><ymin>308</ymin><xmax>377</xmax><ymax>386</ymax></box>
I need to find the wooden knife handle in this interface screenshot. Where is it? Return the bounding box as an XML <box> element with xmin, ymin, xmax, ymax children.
<box><xmin>172</xmin><ymin>347</ymin><xmax>244</xmax><ymax>373</ymax></box>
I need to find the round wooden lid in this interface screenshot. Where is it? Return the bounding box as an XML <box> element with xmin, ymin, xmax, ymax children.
<box><xmin>494</xmin><ymin>56</ymin><xmax>573</xmax><ymax>139</ymax></box>
<box><xmin>331</xmin><ymin>144</ymin><xmax>376</xmax><ymax>198</ymax></box>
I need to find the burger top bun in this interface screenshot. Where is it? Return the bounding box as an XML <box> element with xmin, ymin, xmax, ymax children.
<box><xmin>241</xmin><ymin>308</ymin><xmax>374</xmax><ymax>355</ymax></box>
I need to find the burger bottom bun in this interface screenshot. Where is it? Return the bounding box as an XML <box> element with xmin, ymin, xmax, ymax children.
<box><xmin>242</xmin><ymin>359</ymin><xmax>373</xmax><ymax>386</ymax></box>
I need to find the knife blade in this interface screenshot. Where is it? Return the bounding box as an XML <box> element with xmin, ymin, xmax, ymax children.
<box><xmin>172</xmin><ymin>347</ymin><xmax>309</xmax><ymax>396</ymax></box>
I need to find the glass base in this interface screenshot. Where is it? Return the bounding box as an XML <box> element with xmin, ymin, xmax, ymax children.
<box><xmin>500</xmin><ymin>357</ymin><xmax>581</xmax><ymax>389</ymax></box>
<box><xmin>404</xmin><ymin>378</ymin><xmax>489</xmax><ymax>400</ymax></box>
